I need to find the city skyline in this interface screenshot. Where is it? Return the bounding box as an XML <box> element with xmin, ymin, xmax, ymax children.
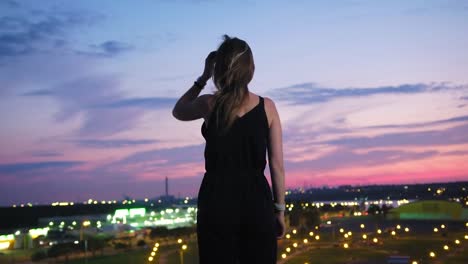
<box><xmin>1</xmin><ymin>0</ymin><xmax>468</xmax><ymax>205</ymax></box>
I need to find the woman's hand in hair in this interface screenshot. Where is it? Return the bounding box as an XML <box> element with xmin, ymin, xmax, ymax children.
<box><xmin>201</xmin><ymin>51</ymin><xmax>217</xmax><ymax>82</ymax></box>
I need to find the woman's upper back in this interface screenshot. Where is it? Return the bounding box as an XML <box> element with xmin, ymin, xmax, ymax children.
<box><xmin>201</xmin><ymin>93</ymin><xmax>270</xmax><ymax>173</ymax></box>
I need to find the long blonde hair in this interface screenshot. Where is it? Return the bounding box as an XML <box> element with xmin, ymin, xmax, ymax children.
<box><xmin>211</xmin><ymin>34</ymin><xmax>255</xmax><ymax>136</ymax></box>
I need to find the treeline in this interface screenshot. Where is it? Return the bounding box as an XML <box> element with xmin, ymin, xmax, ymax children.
<box><xmin>0</xmin><ymin>204</ymin><xmax>162</xmax><ymax>230</ymax></box>
<box><xmin>287</xmin><ymin>181</ymin><xmax>468</xmax><ymax>202</ymax></box>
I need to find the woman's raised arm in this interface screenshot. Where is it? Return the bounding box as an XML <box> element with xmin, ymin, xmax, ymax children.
<box><xmin>172</xmin><ymin>51</ymin><xmax>217</xmax><ymax>121</ymax></box>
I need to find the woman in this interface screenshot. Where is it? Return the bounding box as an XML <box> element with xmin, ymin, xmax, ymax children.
<box><xmin>172</xmin><ymin>34</ymin><xmax>286</xmax><ymax>263</ymax></box>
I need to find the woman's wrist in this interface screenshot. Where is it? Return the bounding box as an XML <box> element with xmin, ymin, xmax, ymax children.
<box><xmin>198</xmin><ymin>74</ymin><xmax>210</xmax><ymax>84</ymax></box>
<box><xmin>194</xmin><ymin>76</ymin><xmax>208</xmax><ymax>90</ymax></box>
<box><xmin>274</xmin><ymin>202</ymin><xmax>286</xmax><ymax>212</ymax></box>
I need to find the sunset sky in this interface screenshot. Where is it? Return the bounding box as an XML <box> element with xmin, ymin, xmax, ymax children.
<box><xmin>1</xmin><ymin>0</ymin><xmax>467</xmax><ymax>206</ymax></box>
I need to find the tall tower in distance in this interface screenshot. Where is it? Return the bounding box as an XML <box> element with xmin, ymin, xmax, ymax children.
<box><xmin>165</xmin><ymin>176</ymin><xmax>169</xmax><ymax>197</ymax></box>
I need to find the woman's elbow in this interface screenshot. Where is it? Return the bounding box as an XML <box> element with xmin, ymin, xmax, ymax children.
<box><xmin>269</xmin><ymin>161</ymin><xmax>285</xmax><ymax>175</ymax></box>
<box><xmin>172</xmin><ymin>109</ymin><xmax>177</xmax><ymax>119</ymax></box>
<box><xmin>172</xmin><ymin>107</ymin><xmax>181</xmax><ymax>120</ymax></box>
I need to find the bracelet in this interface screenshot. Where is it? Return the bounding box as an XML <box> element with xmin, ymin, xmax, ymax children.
<box><xmin>194</xmin><ymin>76</ymin><xmax>207</xmax><ymax>90</ymax></box>
<box><xmin>274</xmin><ymin>202</ymin><xmax>286</xmax><ymax>211</ymax></box>
<box><xmin>194</xmin><ymin>81</ymin><xmax>204</xmax><ymax>90</ymax></box>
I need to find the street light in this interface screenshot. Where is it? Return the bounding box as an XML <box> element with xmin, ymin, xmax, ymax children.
<box><xmin>180</xmin><ymin>244</ymin><xmax>187</xmax><ymax>264</ymax></box>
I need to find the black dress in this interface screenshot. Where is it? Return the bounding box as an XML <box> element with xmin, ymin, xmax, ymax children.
<box><xmin>197</xmin><ymin>95</ymin><xmax>277</xmax><ymax>264</ymax></box>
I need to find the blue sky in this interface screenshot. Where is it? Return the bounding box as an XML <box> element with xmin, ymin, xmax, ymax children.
<box><xmin>0</xmin><ymin>0</ymin><xmax>467</xmax><ymax>205</ymax></box>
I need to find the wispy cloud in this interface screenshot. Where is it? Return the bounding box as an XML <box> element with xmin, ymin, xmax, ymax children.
<box><xmin>20</xmin><ymin>73</ymin><xmax>183</xmax><ymax>138</ymax></box>
<box><xmin>267</xmin><ymin>82</ymin><xmax>467</xmax><ymax>105</ymax></box>
<box><xmin>0</xmin><ymin>11</ymin><xmax>103</xmax><ymax>59</ymax></box>
<box><xmin>71</xmin><ymin>138</ymin><xmax>158</xmax><ymax>148</ymax></box>
<box><xmin>29</xmin><ymin>150</ymin><xmax>63</xmax><ymax>157</ymax></box>
<box><xmin>284</xmin><ymin>147</ymin><xmax>439</xmax><ymax>172</ymax></box>
<box><xmin>361</xmin><ymin>115</ymin><xmax>468</xmax><ymax>129</ymax></box>
<box><xmin>323</xmin><ymin>123</ymin><xmax>468</xmax><ymax>148</ymax></box>
<box><xmin>116</xmin><ymin>144</ymin><xmax>204</xmax><ymax>167</ymax></box>
<box><xmin>78</xmin><ymin>40</ymin><xmax>134</xmax><ymax>58</ymax></box>
<box><xmin>22</xmin><ymin>74</ymin><xmax>148</xmax><ymax>137</ymax></box>
<box><xmin>0</xmin><ymin>160</ymin><xmax>82</xmax><ymax>174</ymax></box>
<box><xmin>100</xmin><ymin>97</ymin><xmax>177</xmax><ymax>109</ymax></box>
<box><xmin>0</xmin><ymin>0</ymin><xmax>21</xmax><ymax>9</ymax></box>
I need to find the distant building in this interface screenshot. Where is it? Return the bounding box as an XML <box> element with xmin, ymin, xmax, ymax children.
<box><xmin>157</xmin><ymin>176</ymin><xmax>176</xmax><ymax>203</ymax></box>
<box><xmin>387</xmin><ymin>200</ymin><xmax>468</xmax><ymax>220</ymax></box>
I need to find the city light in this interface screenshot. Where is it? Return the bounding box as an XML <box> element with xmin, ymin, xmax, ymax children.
<box><xmin>343</xmin><ymin>243</ymin><xmax>349</xmax><ymax>249</ymax></box>
<box><xmin>0</xmin><ymin>242</ymin><xmax>10</xmax><ymax>250</ymax></box>
<box><xmin>429</xmin><ymin>251</ymin><xmax>436</xmax><ymax>258</ymax></box>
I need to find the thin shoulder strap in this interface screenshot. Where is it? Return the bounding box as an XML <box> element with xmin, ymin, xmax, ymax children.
<box><xmin>259</xmin><ymin>95</ymin><xmax>269</xmax><ymax>131</ymax></box>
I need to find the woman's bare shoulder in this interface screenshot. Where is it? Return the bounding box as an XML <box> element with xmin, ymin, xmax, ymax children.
<box><xmin>262</xmin><ymin>96</ymin><xmax>278</xmax><ymax>128</ymax></box>
<box><xmin>197</xmin><ymin>94</ymin><xmax>216</xmax><ymax>108</ymax></box>
<box><xmin>199</xmin><ymin>94</ymin><xmax>216</xmax><ymax>123</ymax></box>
